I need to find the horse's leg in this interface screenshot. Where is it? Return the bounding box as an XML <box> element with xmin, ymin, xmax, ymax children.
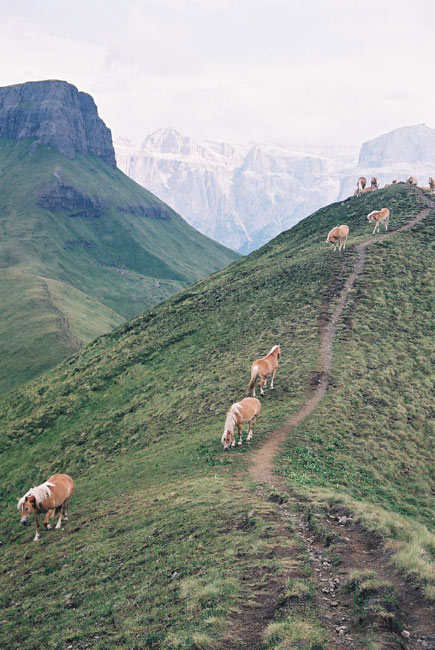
<box><xmin>55</xmin><ymin>506</ymin><xmax>63</xmax><ymax>529</ymax></box>
<box><xmin>43</xmin><ymin>509</ymin><xmax>54</xmax><ymax>529</ymax></box>
<box><xmin>247</xmin><ymin>416</ymin><xmax>257</xmax><ymax>441</ymax></box>
<box><xmin>271</xmin><ymin>369</ymin><xmax>277</xmax><ymax>389</ymax></box>
<box><xmin>62</xmin><ymin>498</ymin><xmax>70</xmax><ymax>521</ymax></box>
<box><xmin>259</xmin><ymin>376</ymin><xmax>265</xmax><ymax>396</ymax></box>
<box><xmin>33</xmin><ymin>512</ymin><xmax>40</xmax><ymax>541</ymax></box>
<box><xmin>237</xmin><ymin>422</ymin><xmax>243</xmax><ymax>445</ymax></box>
<box><xmin>373</xmin><ymin>221</ymin><xmax>378</xmax><ymax>234</ymax></box>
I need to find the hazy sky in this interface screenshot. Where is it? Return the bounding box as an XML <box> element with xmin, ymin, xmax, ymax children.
<box><xmin>1</xmin><ymin>0</ymin><xmax>434</xmax><ymax>147</ymax></box>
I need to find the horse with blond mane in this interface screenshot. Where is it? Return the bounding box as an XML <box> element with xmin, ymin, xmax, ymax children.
<box><xmin>221</xmin><ymin>397</ymin><xmax>261</xmax><ymax>450</ymax></box>
<box><xmin>367</xmin><ymin>207</ymin><xmax>390</xmax><ymax>234</ymax></box>
<box><xmin>356</xmin><ymin>176</ymin><xmax>366</xmax><ymax>195</ymax></box>
<box><xmin>247</xmin><ymin>345</ymin><xmax>281</xmax><ymax>397</ymax></box>
<box><xmin>326</xmin><ymin>224</ymin><xmax>349</xmax><ymax>252</ymax></box>
<box><xmin>17</xmin><ymin>474</ymin><xmax>74</xmax><ymax>541</ymax></box>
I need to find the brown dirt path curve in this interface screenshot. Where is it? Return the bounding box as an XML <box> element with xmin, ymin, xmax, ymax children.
<box><xmin>250</xmin><ymin>191</ymin><xmax>434</xmax><ymax>486</ymax></box>
<box><xmin>244</xmin><ymin>189</ymin><xmax>435</xmax><ymax>649</ymax></box>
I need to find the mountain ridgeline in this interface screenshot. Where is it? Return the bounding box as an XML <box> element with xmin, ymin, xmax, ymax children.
<box><xmin>0</xmin><ymin>80</ymin><xmax>238</xmax><ymax>393</ymax></box>
<box><xmin>0</xmin><ymin>183</ymin><xmax>433</xmax><ymax>649</ymax></box>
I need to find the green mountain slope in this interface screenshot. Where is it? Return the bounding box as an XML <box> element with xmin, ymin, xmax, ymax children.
<box><xmin>0</xmin><ymin>184</ymin><xmax>433</xmax><ymax>649</ymax></box>
<box><xmin>0</xmin><ymin>138</ymin><xmax>238</xmax><ymax>392</ymax></box>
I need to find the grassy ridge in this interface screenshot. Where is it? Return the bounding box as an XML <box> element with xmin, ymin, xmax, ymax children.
<box><xmin>0</xmin><ymin>139</ymin><xmax>238</xmax><ymax>392</ymax></box>
<box><xmin>0</xmin><ymin>184</ymin><xmax>433</xmax><ymax>648</ymax></box>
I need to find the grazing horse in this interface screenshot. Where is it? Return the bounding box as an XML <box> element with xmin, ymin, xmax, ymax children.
<box><xmin>407</xmin><ymin>176</ymin><xmax>417</xmax><ymax>185</ymax></box>
<box><xmin>221</xmin><ymin>397</ymin><xmax>261</xmax><ymax>450</ymax></box>
<box><xmin>367</xmin><ymin>207</ymin><xmax>390</xmax><ymax>234</ymax></box>
<box><xmin>357</xmin><ymin>176</ymin><xmax>367</xmax><ymax>195</ymax></box>
<box><xmin>247</xmin><ymin>345</ymin><xmax>281</xmax><ymax>397</ymax></box>
<box><xmin>371</xmin><ymin>176</ymin><xmax>378</xmax><ymax>190</ymax></box>
<box><xmin>429</xmin><ymin>177</ymin><xmax>435</xmax><ymax>194</ymax></box>
<box><xmin>17</xmin><ymin>474</ymin><xmax>74</xmax><ymax>541</ymax></box>
<box><xmin>326</xmin><ymin>224</ymin><xmax>349</xmax><ymax>252</ymax></box>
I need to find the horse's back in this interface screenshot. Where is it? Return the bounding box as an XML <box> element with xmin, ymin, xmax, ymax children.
<box><xmin>240</xmin><ymin>397</ymin><xmax>261</xmax><ymax>418</ymax></box>
<box><xmin>47</xmin><ymin>474</ymin><xmax>74</xmax><ymax>503</ymax></box>
<box><xmin>339</xmin><ymin>224</ymin><xmax>349</xmax><ymax>237</ymax></box>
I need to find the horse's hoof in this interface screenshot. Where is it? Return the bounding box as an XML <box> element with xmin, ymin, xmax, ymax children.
<box><xmin>238</xmin><ymin>441</ymin><xmax>242</xmax><ymax>445</ymax></box>
<box><xmin>46</xmin><ymin>524</ymin><xmax>53</xmax><ymax>529</ymax></box>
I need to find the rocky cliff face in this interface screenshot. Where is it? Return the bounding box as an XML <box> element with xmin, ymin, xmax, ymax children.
<box><xmin>0</xmin><ymin>80</ymin><xmax>116</xmax><ymax>167</ymax></box>
<box><xmin>116</xmin><ymin>128</ymin><xmax>355</xmax><ymax>252</ymax></box>
<box><xmin>358</xmin><ymin>124</ymin><xmax>435</xmax><ymax>166</ymax></box>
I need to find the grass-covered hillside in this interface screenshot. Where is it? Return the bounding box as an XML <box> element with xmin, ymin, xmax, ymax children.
<box><xmin>0</xmin><ymin>138</ymin><xmax>238</xmax><ymax>392</ymax></box>
<box><xmin>0</xmin><ymin>184</ymin><xmax>433</xmax><ymax>649</ymax></box>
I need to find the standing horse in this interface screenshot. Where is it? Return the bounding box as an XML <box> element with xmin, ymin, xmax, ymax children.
<box><xmin>357</xmin><ymin>176</ymin><xmax>367</xmax><ymax>195</ymax></box>
<box><xmin>367</xmin><ymin>207</ymin><xmax>390</xmax><ymax>234</ymax></box>
<box><xmin>221</xmin><ymin>397</ymin><xmax>261</xmax><ymax>450</ymax></box>
<box><xmin>247</xmin><ymin>345</ymin><xmax>281</xmax><ymax>397</ymax></box>
<box><xmin>371</xmin><ymin>176</ymin><xmax>378</xmax><ymax>190</ymax></box>
<box><xmin>17</xmin><ymin>474</ymin><xmax>74</xmax><ymax>541</ymax></box>
<box><xmin>326</xmin><ymin>224</ymin><xmax>349</xmax><ymax>252</ymax></box>
<box><xmin>429</xmin><ymin>177</ymin><xmax>435</xmax><ymax>194</ymax></box>
<box><xmin>407</xmin><ymin>176</ymin><xmax>417</xmax><ymax>185</ymax></box>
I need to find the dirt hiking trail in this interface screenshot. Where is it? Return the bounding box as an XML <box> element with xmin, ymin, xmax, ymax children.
<box><xmin>238</xmin><ymin>190</ymin><xmax>435</xmax><ymax>650</ymax></box>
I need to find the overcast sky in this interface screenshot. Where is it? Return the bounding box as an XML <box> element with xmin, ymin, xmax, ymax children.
<box><xmin>1</xmin><ymin>0</ymin><xmax>434</xmax><ymax>147</ymax></box>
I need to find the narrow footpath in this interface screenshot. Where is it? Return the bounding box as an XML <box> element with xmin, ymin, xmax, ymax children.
<box><xmin>244</xmin><ymin>189</ymin><xmax>435</xmax><ymax>650</ymax></box>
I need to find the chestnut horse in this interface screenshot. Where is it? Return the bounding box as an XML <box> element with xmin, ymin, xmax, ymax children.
<box><xmin>326</xmin><ymin>224</ymin><xmax>349</xmax><ymax>252</ymax></box>
<box><xmin>247</xmin><ymin>345</ymin><xmax>281</xmax><ymax>397</ymax></box>
<box><xmin>357</xmin><ymin>176</ymin><xmax>367</xmax><ymax>195</ymax></box>
<box><xmin>367</xmin><ymin>208</ymin><xmax>390</xmax><ymax>234</ymax></box>
<box><xmin>429</xmin><ymin>177</ymin><xmax>435</xmax><ymax>194</ymax></box>
<box><xmin>18</xmin><ymin>474</ymin><xmax>74</xmax><ymax>541</ymax></box>
<box><xmin>371</xmin><ymin>176</ymin><xmax>378</xmax><ymax>190</ymax></box>
<box><xmin>407</xmin><ymin>176</ymin><xmax>417</xmax><ymax>185</ymax></box>
<box><xmin>221</xmin><ymin>397</ymin><xmax>261</xmax><ymax>450</ymax></box>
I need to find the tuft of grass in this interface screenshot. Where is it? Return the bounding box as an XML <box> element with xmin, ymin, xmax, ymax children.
<box><xmin>263</xmin><ymin>616</ymin><xmax>328</xmax><ymax>650</ymax></box>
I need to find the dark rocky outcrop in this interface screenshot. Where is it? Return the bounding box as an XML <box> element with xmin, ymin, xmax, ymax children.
<box><xmin>0</xmin><ymin>80</ymin><xmax>116</xmax><ymax>167</ymax></box>
<box><xmin>38</xmin><ymin>175</ymin><xmax>105</xmax><ymax>218</ymax></box>
<box><xmin>117</xmin><ymin>203</ymin><xmax>171</xmax><ymax>220</ymax></box>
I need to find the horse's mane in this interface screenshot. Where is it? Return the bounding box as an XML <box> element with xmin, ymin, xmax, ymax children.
<box><xmin>267</xmin><ymin>345</ymin><xmax>279</xmax><ymax>355</ymax></box>
<box><xmin>367</xmin><ymin>210</ymin><xmax>378</xmax><ymax>218</ymax></box>
<box><xmin>222</xmin><ymin>403</ymin><xmax>242</xmax><ymax>437</ymax></box>
<box><xmin>17</xmin><ymin>482</ymin><xmax>54</xmax><ymax>509</ymax></box>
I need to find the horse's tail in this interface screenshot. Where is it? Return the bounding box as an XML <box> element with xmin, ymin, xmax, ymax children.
<box><xmin>248</xmin><ymin>364</ymin><xmax>259</xmax><ymax>393</ymax></box>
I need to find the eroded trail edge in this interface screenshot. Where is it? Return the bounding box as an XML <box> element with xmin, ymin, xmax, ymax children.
<box><xmin>246</xmin><ymin>191</ymin><xmax>435</xmax><ymax>649</ymax></box>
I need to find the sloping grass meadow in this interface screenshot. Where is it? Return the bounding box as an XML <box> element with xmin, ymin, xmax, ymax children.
<box><xmin>0</xmin><ymin>184</ymin><xmax>433</xmax><ymax>647</ymax></box>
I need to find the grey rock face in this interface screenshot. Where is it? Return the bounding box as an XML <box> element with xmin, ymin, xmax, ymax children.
<box><xmin>359</xmin><ymin>124</ymin><xmax>435</xmax><ymax>166</ymax></box>
<box><xmin>0</xmin><ymin>80</ymin><xmax>116</xmax><ymax>167</ymax></box>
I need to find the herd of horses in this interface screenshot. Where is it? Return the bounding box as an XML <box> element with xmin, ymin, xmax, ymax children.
<box><xmin>17</xmin><ymin>175</ymin><xmax>432</xmax><ymax>541</ymax></box>
<box><xmin>354</xmin><ymin>175</ymin><xmax>435</xmax><ymax>197</ymax></box>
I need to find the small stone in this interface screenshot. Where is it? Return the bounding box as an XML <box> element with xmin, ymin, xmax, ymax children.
<box><xmin>338</xmin><ymin>516</ymin><xmax>348</xmax><ymax>525</ymax></box>
<box><xmin>330</xmin><ymin>601</ymin><xmax>338</xmax><ymax>607</ymax></box>
<box><xmin>401</xmin><ymin>630</ymin><xmax>411</xmax><ymax>639</ymax></box>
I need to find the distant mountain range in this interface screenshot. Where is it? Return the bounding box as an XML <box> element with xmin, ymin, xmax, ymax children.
<box><xmin>116</xmin><ymin>124</ymin><xmax>435</xmax><ymax>252</ymax></box>
<box><xmin>0</xmin><ymin>80</ymin><xmax>238</xmax><ymax>393</ymax></box>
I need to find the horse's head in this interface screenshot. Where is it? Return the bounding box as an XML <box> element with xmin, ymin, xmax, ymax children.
<box><xmin>17</xmin><ymin>495</ymin><xmax>36</xmax><ymax>525</ymax></box>
<box><xmin>367</xmin><ymin>211</ymin><xmax>376</xmax><ymax>222</ymax></box>
<box><xmin>275</xmin><ymin>345</ymin><xmax>281</xmax><ymax>360</ymax></box>
<box><xmin>221</xmin><ymin>430</ymin><xmax>234</xmax><ymax>451</ymax></box>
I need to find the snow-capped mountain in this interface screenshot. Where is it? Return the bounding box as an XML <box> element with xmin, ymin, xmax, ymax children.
<box><xmin>115</xmin><ymin>125</ymin><xmax>435</xmax><ymax>253</ymax></box>
<box><xmin>115</xmin><ymin>128</ymin><xmax>357</xmax><ymax>253</ymax></box>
